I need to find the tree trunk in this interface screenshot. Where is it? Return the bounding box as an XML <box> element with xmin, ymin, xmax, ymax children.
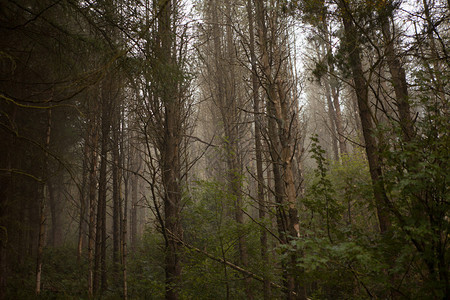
<box><xmin>339</xmin><ymin>0</ymin><xmax>391</xmax><ymax>233</ymax></box>
<box><xmin>121</xmin><ymin>113</ymin><xmax>128</xmax><ymax>300</ymax></box>
<box><xmin>35</xmin><ymin>108</ymin><xmax>51</xmax><ymax>295</ymax></box>
<box><xmin>254</xmin><ymin>1</ymin><xmax>305</xmax><ymax>298</ymax></box>
<box><xmin>130</xmin><ymin>169</ymin><xmax>138</xmax><ymax>249</ymax></box>
<box><xmin>224</xmin><ymin>0</ymin><xmax>252</xmax><ymax>297</ymax></box>
<box><xmin>330</xmin><ymin>77</ymin><xmax>347</xmax><ymax>155</ymax></box>
<box><xmin>162</xmin><ymin>107</ymin><xmax>183</xmax><ymax>300</ymax></box>
<box><xmin>47</xmin><ymin>180</ymin><xmax>62</xmax><ymax>247</ymax></box>
<box><xmin>94</xmin><ymin>85</ymin><xmax>111</xmax><ymax>294</ymax></box>
<box><xmin>246</xmin><ymin>0</ymin><xmax>270</xmax><ymax>297</ymax></box>
<box><xmin>379</xmin><ymin>9</ymin><xmax>414</xmax><ymax>141</ymax></box>
<box><xmin>324</xmin><ymin>72</ymin><xmax>340</xmax><ymax>161</ymax></box>
<box><xmin>87</xmin><ymin>108</ymin><xmax>99</xmax><ymax>298</ymax></box>
<box><xmin>112</xmin><ymin>106</ymin><xmax>121</xmax><ymax>282</ymax></box>
<box><xmin>77</xmin><ymin>134</ymin><xmax>90</xmax><ymax>261</ymax></box>
<box><xmin>323</xmin><ymin>18</ymin><xmax>347</xmax><ymax>156</ymax></box>
<box><xmin>122</xmin><ymin>160</ymin><xmax>129</xmax><ymax>300</ymax></box>
<box><xmin>155</xmin><ymin>1</ymin><xmax>183</xmax><ymax>298</ymax></box>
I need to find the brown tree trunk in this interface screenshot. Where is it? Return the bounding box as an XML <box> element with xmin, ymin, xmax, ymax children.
<box><xmin>130</xmin><ymin>169</ymin><xmax>138</xmax><ymax>249</ymax></box>
<box><xmin>47</xmin><ymin>179</ymin><xmax>62</xmax><ymax>247</ymax></box>
<box><xmin>379</xmin><ymin>10</ymin><xmax>414</xmax><ymax>141</ymax></box>
<box><xmin>340</xmin><ymin>1</ymin><xmax>391</xmax><ymax>233</ymax></box>
<box><xmin>0</xmin><ymin>175</ymin><xmax>8</xmax><ymax>300</ymax></box>
<box><xmin>324</xmin><ymin>73</ymin><xmax>340</xmax><ymax>161</ymax></box>
<box><xmin>246</xmin><ymin>0</ymin><xmax>270</xmax><ymax>297</ymax></box>
<box><xmin>155</xmin><ymin>1</ymin><xmax>183</xmax><ymax>298</ymax></box>
<box><xmin>208</xmin><ymin>1</ymin><xmax>252</xmax><ymax>296</ymax></box>
<box><xmin>254</xmin><ymin>1</ymin><xmax>305</xmax><ymax>298</ymax></box>
<box><xmin>78</xmin><ymin>135</ymin><xmax>90</xmax><ymax>261</ymax></box>
<box><xmin>87</xmin><ymin>107</ymin><xmax>99</xmax><ymax>298</ymax></box>
<box><xmin>112</xmin><ymin>106</ymin><xmax>121</xmax><ymax>282</ymax></box>
<box><xmin>330</xmin><ymin>78</ymin><xmax>347</xmax><ymax>155</ymax></box>
<box><xmin>224</xmin><ymin>1</ymin><xmax>252</xmax><ymax>297</ymax></box>
<box><xmin>94</xmin><ymin>84</ymin><xmax>111</xmax><ymax>294</ymax></box>
<box><xmin>122</xmin><ymin>158</ymin><xmax>129</xmax><ymax>300</ymax></box>
<box><xmin>323</xmin><ymin>18</ymin><xmax>347</xmax><ymax>156</ymax></box>
<box><xmin>35</xmin><ymin>108</ymin><xmax>51</xmax><ymax>295</ymax></box>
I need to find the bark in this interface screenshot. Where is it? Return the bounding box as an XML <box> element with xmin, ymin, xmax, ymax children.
<box><xmin>155</xmin><ymin>1</ymin><xmax>183</xmax><ymax>298</ymax></box>
<box><xmin>35</xmin><ymin>108</ymin><xmax>51</xmax><ymax>295</ymax></box>
<box><xmin>130</xmin><ymin>168</ymin><xmax>138</xmax><ymax>249</ymax></box>
<box><xmin>162</xmin><ymin>105</ymin><xmax>183</xmax><ymax>300</ymax></box>
<box><xmin>323</xmin><ymin>18</ymin><xmax>347</xmax><ymax>156</ymax></box>
<box><xmin>330</xmin><ymin>77</ymin><xmax>347</xmax><ymax>155</ymax></box>
<box><xmin>317</xmin><ymin>16</ymin><xmax>347</xmax><ymax>159</ymax></box>
<box><xmin>35</xmin><ymin>188</ymin><xmax>46</xmax><ymax>296</ymax></box>
<box><xmin>339</xmin><ymin>1</ymin><xmax>391</xmax><ymax>233</ymax></box>
<box><xmin>47</xmin><ymin>180</ymin><xmax>61</xmax><ymax>247</ymax></box>
<box><xmin>225</xmin><ymin>1</ymin><xmax>252</xmax><ymax>297</ymax></box>
<box><xmin>87</xmin><ymin>108</ymin><xmax>99</xmax><ymax>298</ymax></box>
<box><xmin>422</xmin><ymin>0</ymin><xmax>446</xmax><ymax>103</ymax></box>
<box><xmin>254</xmin><ymin>1</ymin><xmax>305</xmax><ymax>298</ymax></box>
<box><xmin>121</xmin><ymin>114</ymin><xmax>128</xmax><ymax>300</ymax></box>
<box><xmin>112</xmin><ymin>107</ymin><xmax>121</xmax><ymax>280</ymax></box>
<box><xmin>94</xmin><ymin>85</ymin><xmax>111</xmax><ymax>294</ymax></box>
<box><xmin>324</xmin><ymin>73</ymin><xmax>340</xmax><ymax>161</ymax></box>
<box><xmin>246</xmin><ymin>0</ymin><xmax>270</xmax><ymax>297</ymax></box>
<box><xmin>122</xmin><ymin>163</ymin><xmax>129</xmax><ymax>300</ymax></box>
<box><xmin>379</xmin><ymin>8</ymin><xmax>414</xmax><ymax>141</ymax></box>
<box><xmin>208</xmin><ymin>1</ymin><xmax>252</xmax><ymax>295</ymax></box>
<box><xmin>0</xmin><ymin>172</ymin><xmax>8</xmax><ymax>300</ymax></box>
<box><xmin>421</xmin><ymin>1</ymin><xmax>449</xmax><ymax>296</ymax></box>
<box><xmin>77</xmin><ymin>134</ymin><xmax>90</xmax><ymax>261</ymax></box>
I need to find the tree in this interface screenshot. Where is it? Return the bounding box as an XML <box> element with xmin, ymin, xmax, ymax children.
<box><xmin>254</xmin><ymin>0</ymin><xmax>306</xmax><ymax>298</ymax></box>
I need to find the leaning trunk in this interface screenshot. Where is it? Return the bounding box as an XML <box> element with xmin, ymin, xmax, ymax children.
<box><xmin>340</xmin><ymin>1</ymin><xmax>391</xmax><ymax>233</ymax></box>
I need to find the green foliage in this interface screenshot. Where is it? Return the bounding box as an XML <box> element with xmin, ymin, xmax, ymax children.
<box><xmin>127</xmin><ymin>229</ymin><xmax>166</xmax><ymax>299</ymax></box>
<box><xmin>180</xmin><ymin>180</ymin><xmax>265</xmax><ymax>299</ymax></box>
<box><xmin>124</xmin><ymin>180</ymin><xmax>269</xmax><ymax>299</ymax></box>
<box><xmin>307</xmin><ymin>135</ymin><xmax>341</xmax><ymax>220</ymax></box>
<box><xmin>295</xmin><ymin>136</ymin><xmax>398</xmax><ymax>298</ymax></box>
<box><xmin>7</xmin><ymin>246</ymin><xmax>87</xmax><ymax>299</ymax></box>
<box><xmin>380</xmin><ymin>87</ymin><xmax>450</xmax><ymax>297</ymax></box>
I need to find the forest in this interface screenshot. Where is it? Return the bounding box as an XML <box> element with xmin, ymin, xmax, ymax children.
<box><xmin>0</xmin><ymin>0</ymin><xmax>448</xmax><ymax>299</ymax></box>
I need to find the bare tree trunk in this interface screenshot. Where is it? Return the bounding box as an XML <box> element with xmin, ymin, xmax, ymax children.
<box><xmin>94</xmin><ymin>85</ymin><xmax>111</xmax><ymax>294</ymax></box>
<box><xmin>162</xmin><ymin>107</ymin><xmax>183</xmax><ymax>300</ymax></box>
<box><xmin>35</xmin><ymin>108</ymin><xmax>51</xmax><ymax>295</ymax></box>
<box><xmin>379</xmin><ymin>10</ymin><xmax>414</xmax><ymax>141</ymax></box>
<box><xmin>323</xmin><ymin>18</ymin><xmax>347</xmax><ymax>156</ymax></box>
<box><xmin>130</xmin><ymin>168</ymin><xmax>138</xmax><ymax>249</ymax></box>
<box><xmin>340</xmin><ymin>0</ymin><xmax>391</xmax><ymax>233</ymax></box>
<box><xmin>47</xmin><ymin>179</ymin><xmax>62</xmax><ymax>247</ymax></box>
<box><xmin>207</xmin><ymin>1</ymin><xmax>252</xmax><ymax>295</ymax></box>
<box><xmin>224</xmin><ymin>1</ymin><xmax>252</xmax><ymax>297</ymax></box>
<box><xmin>87</xmin><ymin>108</ymin><xmax>99</xmax><ymax>298</ymax></box>
<box><xmin>120</xmin><ymin>112</ymin><xmax>128</xmax><ymax>300</ymax></box>
<box><xmin>324</xmin><ymin>74</ymin><xmax>340</xmax><ymax>161</ymax></box>
<box><xmin>112</xmin><ymin>107</ymin><xmax>121</xmax><ymax>283</ymax></box>
<box><xmin>155</xmin><ymin>1</ymin><xmax>183</xmax><ymax>298</ymax></box>
<box><xmin>78</xmin><ymin>135</ymin><xmax>90</xmax><ymax>261</ymax></box>
<box><xmin>35</xmin><ymin>186</ymin><xmax>46</xmax><ymax>296</ymax></box>
<box><xmin>246</xmin><ymin>0</ymin><xmax>270</xmax><ymax>297</ymax></box>
<box><xmin>0</xmin><ymin>174</ymin><xmax>8</xmax><ymax>300</ymax></box>
<box><xmin>330</xmin><ymin>78</ymin><xmax>347</xmax><ymax>155</ymax></box>
<box><xmin>254</xmin><ymin>1</ymin><xmax>305</xmax><ymax>298</ymax></box>
<box><xmin>122</xmin><ymin>161</ymin><xmax>128</xmax><ymax>300</ymax></box>
<box><xmin>421</xmin><ymin>0</ymin><xmax>446</xmax><ymax>103</ymax></box>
